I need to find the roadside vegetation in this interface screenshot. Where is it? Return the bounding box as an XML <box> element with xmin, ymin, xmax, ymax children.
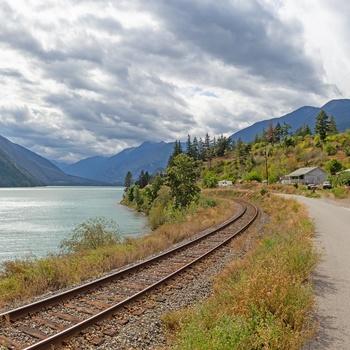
<box><xmin>163</xmin><ymin>189</ymin><xmax>319</xmax><ymax>349</ymax></box>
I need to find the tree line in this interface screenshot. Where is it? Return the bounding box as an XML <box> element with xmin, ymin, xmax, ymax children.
<box><xmin>123</xmin><ymin>109</ymin><xmax>347</xmax><ymax>211</ymax></box>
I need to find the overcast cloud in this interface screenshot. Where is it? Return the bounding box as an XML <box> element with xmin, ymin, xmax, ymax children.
<box><xmin>0</xmin><ymin>0</ymin><xmax>349</xmax><ymax>162</ymax></box>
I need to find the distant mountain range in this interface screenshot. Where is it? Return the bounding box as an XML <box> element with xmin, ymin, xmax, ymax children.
<box><xmin>59</xmin><ymin>141</ymin><xmax>177</xmax><ymax>185</ymax></box>
<box><xmin>0</xmin><ymin>135</ymin><xmax>107</xmax><ymax>187</ymax></box>
<box><xmin>1</xmin><ymin>99</ymin><xmax>350</xmax><ymax>187</ymax></box>
<box><xmin>231</xmin><ymin>99</ymin><xmax>350</xmax><ymax>142</ymax></box>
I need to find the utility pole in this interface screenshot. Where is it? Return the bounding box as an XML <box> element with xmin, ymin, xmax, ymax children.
<box><xmin>265</xmin><ymin>148</ymin><xmax>269</xmax><ymax>185</ymax></box>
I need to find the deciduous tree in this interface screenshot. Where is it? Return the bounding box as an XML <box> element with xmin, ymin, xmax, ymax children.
<box><xmin>165</xmin><ymin>154</ymin><xmax>200</xmax><ymax>208</ymax></box>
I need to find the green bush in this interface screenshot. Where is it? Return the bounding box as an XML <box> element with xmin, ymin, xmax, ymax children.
<box><xmin>244</xmin><ymin>171</ymin><xmax>262</xmax><ymax>182</ymax></box>
<box><xmin>59</xmin><ymin>217</ymin><xmax>121</xmax><ymax>254</ymax></box>
<box><xmin>260</xmin><ymin>188</ymin><xmax>268</xmax><ymax>196</ymax></box>
<box><xmin>325</xmin><ymin>159</ymin><xmax>343</xmax><ymax>175</ymax></box>
<box><xmin>148</xmin><ymin>187</ymin><xmax>172</xmax><ymax>229</ymax></box>
<box><xmin>202</xmin><ymin>172</ymin><xmax>218</xmax><ymax>188</ymax></box>
<box><xmin>331</xmin><ymin>187</ymin><xmax>349</xmax><ymax>199</ymax></box>
<box><xmin>324</xmin><ymin>143</ymin><xmax>337</xmax><ymax>155</ymax></box>
<box><xmin>199</xmin><ymin>196</ymin><xmax>218</xmax><ymax>208</ymax></box>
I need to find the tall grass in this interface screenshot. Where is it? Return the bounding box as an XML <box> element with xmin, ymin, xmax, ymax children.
<box><xmin>163</xmin><ymin>189</ymin><xmax>319</xmax><ymax>349</ymax></box>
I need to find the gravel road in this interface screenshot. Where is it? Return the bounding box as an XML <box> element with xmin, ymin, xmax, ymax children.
<box><xmin>279</xmin><ymin>194</ymin><xmax>350</xmax><ymax>350</ymax></box>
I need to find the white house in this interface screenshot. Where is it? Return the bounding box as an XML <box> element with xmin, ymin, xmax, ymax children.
<box><xmin>282</xmin><ymin>167</ymin><xmax>327</xmax><ymax>185</ymax></box>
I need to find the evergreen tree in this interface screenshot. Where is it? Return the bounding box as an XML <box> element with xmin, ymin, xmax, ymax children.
<box><xmin>329</xmin><ymin>115</ymin><xmax>338</xmax><ymax>135</ymax></box>
<box><xmin>198</xmin><ymin>137</ymin><xmax>206</xmax><ymax>160</ymax></box>
<box><xmin>261</xmin><ymin>128</ymin><xmax>268</xmax><ymax>143</ymax></box>
<box><xmin>215</xmin><ymin>135</ymin><xmax>230</xmax><ymax>157</ymax></box>
<box><xmin>230</xmin><ymin>138</ymin><xmax>236</xmax><ymax>151</ymax></box>
<box><xmin>192</xmin><ymin>137</ymin><xmax>199</xmax><ymax>161</ymax></box>
<box><xmin>137</xmin><ymin>170</ymin><xmax>151</xmax><ymax>189</ymax></box>
<box><xmin>281</xmin><ymin>122</ymin><xmax>292</xmax><ymax>138</ymax></box>
<box><xmin>273</xmin><ymin>122</ymin><xmax>282</xmax><ymax>143</ymax></box>
<box><xmin>304</xmin><ymin>124</ymin><xmax>312</xmax><ymax>136</ymax></box>
<box><xmin>186</xmin><ymin>135</ymin><xmax>193</xmax><ymax>158</ymax></box>
<box><xmin>167</xmin><ymin>140</ymin><xmax>183</xmax><ymax>167</ymax></box>
<box><xmin>253</xmin><ymin>133</ymin><xmax>260</xmax><ymax>145</ymax></box>
<box><xmin>295</xmin><ymin>124</ymin><xmax>312</xmax><ymax>137</ymax></box>
<box><xmin>204</xmin><ymin>133</ymin><xmax>211</xmax><ymax>153</ymax></box>
<box><xmin>236</xmin><ymin>137</ymin><xmax>245</xmax><ymax>163</ymax></box>
<box><xmin>314</xmin><ymin>110</ymin><xmax>330</xmax><ymax>141</ymax></box>
<box><xmin>123</xmin><ymin>171</ymin><xmax>133</xmax><ymax>194</ymax></box>
<box><xmin>204</xmin><ymin>133</ymin><xmax>213</xmax><ymax>165</ymax></box>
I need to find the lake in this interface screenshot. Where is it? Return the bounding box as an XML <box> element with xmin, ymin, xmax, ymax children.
<box><xmin>0</xmin><ymin>187</ymin><xmax>150</xmax><ymax>263</ymax></box>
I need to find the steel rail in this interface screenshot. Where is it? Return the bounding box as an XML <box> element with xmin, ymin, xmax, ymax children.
<box><xmin>1</xmin><ymin>200</ymin><xmax>246</xmax><ymax>321</ymax></box>
<box><xmin>1</xmin><ymin>199</ymin><xmax>258</xmax><ymax>350</ymax></box>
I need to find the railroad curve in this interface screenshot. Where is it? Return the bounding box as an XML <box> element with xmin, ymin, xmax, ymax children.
<box><xmin>0</xmin><ymin>199</ymin><xmax>258</xmax><ymax>350</ymax></box>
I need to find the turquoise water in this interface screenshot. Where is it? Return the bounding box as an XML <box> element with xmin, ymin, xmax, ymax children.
<box><xmin>0</xmin><ymin>187</ymin><xmax>150</xmax><ymax>263</ymax></box>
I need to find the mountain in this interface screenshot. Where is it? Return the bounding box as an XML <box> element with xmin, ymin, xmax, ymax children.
<box><xmin>0</xmin><ymin>146</ymin><xmax>43</xmax><ymax>187</ymax></box>
<box><xmin>3</xmin><ymin>98</ymin><xmax>349</xmax><ymax>187</ymax></box>
<box><xmin>63</xmin><ymin>141</ymin><xmax>177</xmax><ymax>185</ymax></box>
<box><xmin>60</xmin><ymin>155</ymin><xmax>110</xmax><ymax>179</ymax></box>
<box><xmin>231</xmin><ymin>99</ymin><xmax>350</xmax><ymax>142</ymax></box>
<box><xmin>0</xmin><ymin>135</ymin><xmax>107</xmax><ymax>187</ymax></box>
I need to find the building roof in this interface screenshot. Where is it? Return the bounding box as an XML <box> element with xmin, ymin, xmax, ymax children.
<box><xmin>286</xmin><ymin>167</ymin><xmax>325</xmax><ymax>177</ymax></box>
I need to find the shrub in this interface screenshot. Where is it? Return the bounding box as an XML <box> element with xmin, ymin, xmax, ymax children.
<box><xmin>244</xmin><ymin>171</ymin><xmax>262</xmax><ymax>182</ymax></box>
<box><xmin>267</xmin><ymin>174</ymin><xmax>278</xmax><ymax>184</ymax></box>
<box><xmin>331</xmin><ymin>187</ymin><xmax>349</xmax><ymax>199</ymax></box>
<box><xmin>59</xmin><ymin>217</ymin><xmax>121</xmax><ymax>254</ymax></box>
<box><xmin>324</xmin><ymin>143</ymin><xmax>337</xmax><ymax>155</ymax></box>
<box><xmin>325</xmin><ymin>159</ymin><xmax>343</xmax><ymax>175</ymax></box>
<box><xmin>202</xmin><ymin>172</ymin><xmax>218</xmax><ymax>188</ymax></box>
<box><xmin>199</xmin><ymin>196</ymin><xmax>218</xmax><ymax>208</ymax></box>
<box><xmin>260</xmin><ymin>188</ymin><xmax>268</xmax><ymax>196</ymax></box>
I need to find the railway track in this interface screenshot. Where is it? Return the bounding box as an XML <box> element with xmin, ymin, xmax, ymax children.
<box><xmin>0</xmin><ymin>199</ymin><xmax>258</xmax><ymax>349</ymax></box>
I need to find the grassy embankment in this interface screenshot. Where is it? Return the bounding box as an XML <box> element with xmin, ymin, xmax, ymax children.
<box><xmin>0</xmin><ymin>193</ymin><xmax>234</xmax><ymax>308</ymax></box>
<box><xmin>162</xmin><ymin>187</ymin><xmax>319</xmax><ymax>350</ymax></box>
<box><xmin>0</xmin><ymin>186</ymin><xmax>320</xmax><ymax>349</ymax></box>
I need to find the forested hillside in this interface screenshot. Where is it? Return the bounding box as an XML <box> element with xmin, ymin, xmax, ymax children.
<box><xmin>0</xmin><ymin>135</ymin><xmax>107</xmax><ymax>187</ymax></box>
<box><xmin>123</xmin><ymin>110</ymin><xmax>350</xmax><ymax>218</ymax></box>
<box><xmin>0</xmin><ymin>148</ymin><xmax>43</xmax><ymax>187</ymax></box>
<box><xmin>231</xmin><ymin>98</ymin><xmax>350</xmax><ymax>142</ymax></box>
<box><xmin>200</xmin><ymin>124</ymin><xmax>350</xmax><ymax>187</ymax></box>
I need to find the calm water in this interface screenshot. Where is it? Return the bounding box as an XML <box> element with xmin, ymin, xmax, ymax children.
<box><xmin>0</xmin><ymin>187</ymin><xmax>150</xmax><ymax>263</ymax></box>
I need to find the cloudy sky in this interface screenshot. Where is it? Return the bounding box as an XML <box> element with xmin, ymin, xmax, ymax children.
<box><xmin>1</xmin><ymin>0</ymin><xmax>349</xmax><ymax>162</ymax></box>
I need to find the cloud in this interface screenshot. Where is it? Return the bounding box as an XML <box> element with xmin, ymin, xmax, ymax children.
<box><xmin>0</xmin><ymin>0</ymin><xmax>347</xmax><ymax>162</ymax></box>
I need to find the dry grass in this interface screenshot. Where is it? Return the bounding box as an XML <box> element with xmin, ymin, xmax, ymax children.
<box><xmin>0</xmin><ymin>195</ymin><xmax>235</xmax><ymax>308</ymax></box>
<box><xmin>163</xmin><ymin>189</ymin><xmax>319</xmax><ymax>349</ymax></box>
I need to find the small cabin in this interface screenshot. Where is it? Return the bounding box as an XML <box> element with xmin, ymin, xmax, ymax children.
<box><xmin>282</xmin><ymin>167</ymin><xmax>326</xmax><ymax>185</ymax></box>
<box><xmin>218</xmin><ymin>180</ymin><xmax>233</xmax><ymax>187</ymax></box>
